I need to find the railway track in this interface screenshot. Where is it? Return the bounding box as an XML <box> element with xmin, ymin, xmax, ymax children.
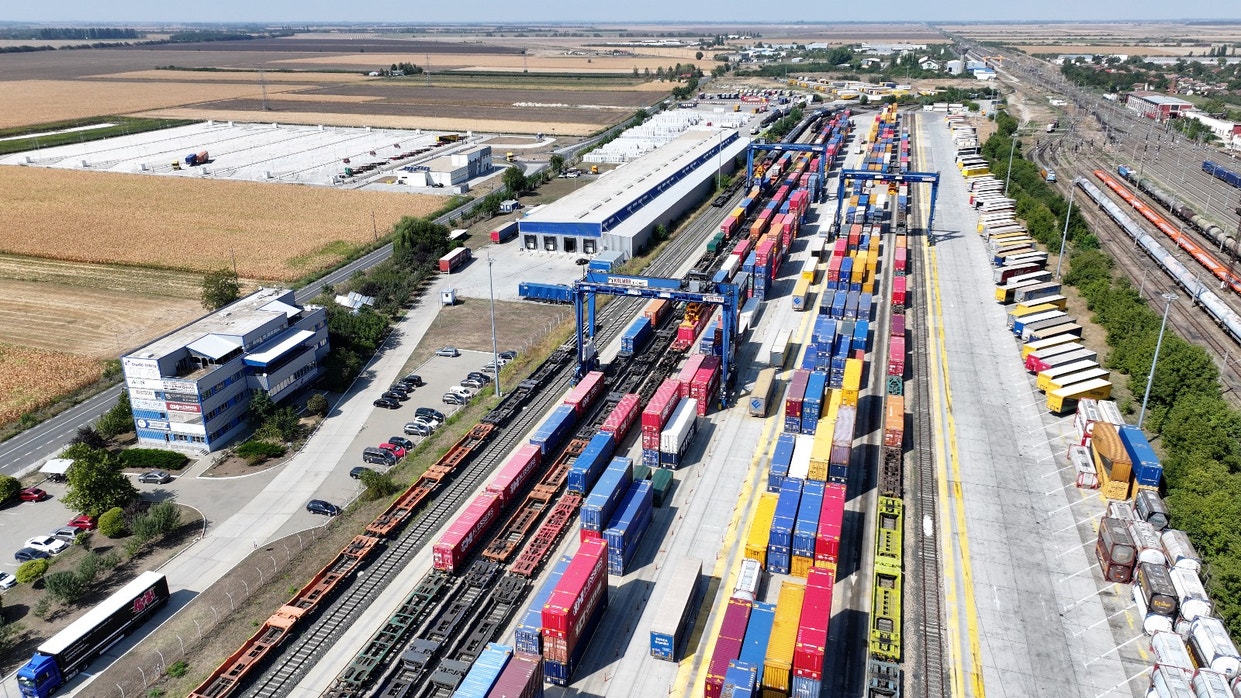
<box><xmin>905</xmin><ymin>119</ymin><xmax>948</xmax><ymax>698</ymax></box>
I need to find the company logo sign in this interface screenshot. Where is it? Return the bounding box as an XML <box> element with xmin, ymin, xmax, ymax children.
<box><xmin>132</xmin><ymin>588</ymin><xmax>158</xmax><ymax>614</ymax></box>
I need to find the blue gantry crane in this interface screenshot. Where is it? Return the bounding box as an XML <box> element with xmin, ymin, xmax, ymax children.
<box><xmin>832</xmin><ymin>168</ymin><xmax>941</xmax><ymax>234</ymax></box>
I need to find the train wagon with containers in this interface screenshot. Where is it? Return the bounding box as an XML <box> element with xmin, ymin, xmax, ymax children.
<box><xmin>513</xmin><ymin>555</ymin><xmax>571</xmax><ymax>657</ymax></box>
<box><xmin>542</xmin><ymin>537</ymin><xmax>609</xmax><ymax>686</ymax></box>
<box><xmin>17</xmin><ymin>572</ymin><xmax>170</xmax><ymax>698</ymax></box>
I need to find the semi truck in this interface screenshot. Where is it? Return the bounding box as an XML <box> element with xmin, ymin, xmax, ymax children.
<box><xmin>18</xmin><ymin>572</ymin><xmax>169</xmax><ymax>697</ymax></box>
<box><xmin>184</xmin><ymin>151</ymin><xmax>209</xmax><ymax>167</ymax></box>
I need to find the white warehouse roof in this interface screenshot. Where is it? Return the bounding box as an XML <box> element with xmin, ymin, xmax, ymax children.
<box><xmin>519</xmin><ymin>129</ymin><xmax>745</xmax><ymax>241</ymax></box>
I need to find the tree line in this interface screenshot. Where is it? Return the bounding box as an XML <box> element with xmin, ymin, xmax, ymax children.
<box><xmin>981</xmin><ymin>112</ymin><xmax>1241</xmax><ymax>636</ymax></box>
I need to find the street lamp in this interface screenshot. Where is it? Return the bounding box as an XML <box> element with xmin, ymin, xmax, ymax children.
<box><xmin>1138</xmin><ymin>292</ymin><xmax>1176</xmax><ymax>428</ymax></box>
<box><xmin>1056</xmin><ymin>187</ymin><xmax>1075</xmax><ymax>279</ymax></box>
<box><xmin>1004</xmin><ymin>130</ymin><xmax>1019</xmax><ymax>195</ymax></box>
<box><xmin>487</xmin><ymin>255</ymin><xmax>501</xmax><ymax>398</ymax></box>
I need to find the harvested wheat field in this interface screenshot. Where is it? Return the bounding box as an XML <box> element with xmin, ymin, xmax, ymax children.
<box><xmin>98</xmin><ymin>69</ymin><xmax>377</xmax><ymax>83</ymax></box>
<box><xmin>276</xmin><ymin>52</ymin><xmax>695</xmax><ymax>73</ymax></box>
<box><xmin>0</xmin><ymin>343</ymin><xmax>105</xmax><ymax>423</ymax></box>
<box><xmin>0</xmin><ymin>279</ymin><xmax>204</xmax><ymax>358</ymax></box>
<box><xmin>0</xmin><ymin>80</ymin><xmax>302</xmax><ymax>129</ymax></box>
<box><xmin>0</xmin><ymin>167</ymin><xmax>440</xmax><ymax>280</ymax></box>
<box><xmin>133</xmin><ymin>108</ymin><xmax>602</xmax><ymax>136</ymax></box>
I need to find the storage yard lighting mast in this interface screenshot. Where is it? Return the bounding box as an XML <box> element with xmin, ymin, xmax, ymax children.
<box><xmin>1138</xmin><ymin>292</ymin><xmax>1176</xmax><ymax>428</ymax></box>
<box><xmin>488</xmin><ymin>255</ymin><xmax>501</xmax><ymax>398</ymax></box>
<box><xmin>1056</xmin><ymin>187</ymin><xmax>1075</xmax><ymax>279</ymax></box>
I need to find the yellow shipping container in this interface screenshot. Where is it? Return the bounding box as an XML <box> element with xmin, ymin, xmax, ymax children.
<box><xmin>813</xmin><ymin>559</ymin><xmax>838</xmax><ymax>575</ymax></box>
<box><xmin>841</xmin><ymin>359</ymin><xmax>863</xmax><ymax>407</ymax></box>
<box><xmin>801</xmin><ymin>261</ymin><xmax>818</xmax><ymax>283</ymax></box>
<box><xmin>809</xmin><ymin>420</ymin><xmax>834</xmax><ymax>483</ymax></box>
<box><xmin>850</xmin><ymin>262</ymin><xmax>865</xmax><ymax>285</ymax></box>
<box><xmin>731</xmin><ymin>206</ymin><xmax>746</xmax><ymax>220</ymax></box>
<box><xmin>745</xmin><ymin>493</ymin><xmax>780</xmax><ymax>566</ymax></box>
<box><xmin>791</xmin><ymin>555</ymin><xmax>814</xmax><ymax>578</ymax></box>
<box><xmin>764</xmin><ymin>581</ymin><xmax>806</xmax><ymax>696</ymax></box>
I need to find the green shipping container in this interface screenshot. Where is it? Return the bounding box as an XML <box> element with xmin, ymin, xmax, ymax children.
<box><xmin>632</xmin><ymin>464</ymin><xmax>652</xmax><ymax>482</ymax></box>
<box><xmin>651</xmin><ymin>468</ymin><xmax>673</xmax><ymax>507</ymax></box>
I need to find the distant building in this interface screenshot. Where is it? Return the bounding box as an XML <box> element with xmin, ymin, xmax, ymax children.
<box><xmin>1125</xmin><ymin>91</ymin><xmax>1195</xmax><ymax>121</ymax></box>
<box><xmin>1182</xmin><ymin>111</ymin><xmax>1241</xmax><ymax>149</ymax></box>
<box><xmin>945</xmin><ymin>60</ymin><xmax>964</xmax><ymax>75</ymax></box>
<box><xmin>859</xmin><ymin>42</ymin><xmax>927</xmax><ymax>56</ymax></box>
<box><xmin>121</xmin><ymin>289</ymin><xmax>328</xmax><ymax>454</ymax></box>
<box><xmin>401</xmin><ymin>144</ymin><xmax>493</xmax><ymax>187</ymax></box>
<box><xmin>973</xmin><ymin>68</ymin><xmax>997</xmax><ymax>81</ymax></box>
<box><xmin>918</xmin><ymin>58</ymin><xmax>941</xmax><ymax>71</ymax></box>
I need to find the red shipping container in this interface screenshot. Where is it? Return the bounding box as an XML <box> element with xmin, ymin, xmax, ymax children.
<box><xmin>678</xmin><ymin>354</ymin><xmax>707</xmax><ymax>399</ymax></box>
<box><xmin>892</xmin><ymin>276</ymin><xmax>907</xmax><ymax>309</ymax></box>
<box><xmin>705</xmin><ymin>597</ymin><xmax>752</xmax><ymax>698</ymax></box>
<box><xmin>894</xmin><ymin>248</ymin><xmax>908</xmax><ymax>274</ymax></box>
<box><xmin>755</xmin><ymin>239</ymin><xmax>775</xmax><ymax>267</ymax></box>
<box><xmin>485</xmin><ymin>444</ymin><xmax>542</xmax><ymax>506</ymax></box>
<box><xmin>721</xmin><ymin>215</ymin><xmax>740</xmax><ymax>237</ymax></box>
<box><xmin>815</xmin><ymin>484</ymin><xmax>846</xmax><ymax>566</ymax></box>
<box><xmin>689</xmin><ymin>356</ymin><xmax>721</xmax><ymax>417</ymax></box>
<box><xmin>487</xmin><ymin>653</ymin><xmax>543</xmax><ymax>697</ymax></box>
<box><xmin>642</xmin><ymin>380</ymin><xmax>682</xmax><ymax>434</ymax></box>
<box><xmin>432</xmin><ymin>493</ymin><xmax>501</xmax><ymax>572</ymax></box>
<box><xmin>600</xmin><ymin>393</ymin><xmax>640</xmax><ymax>439</ymax></box>
<box><xmin>785</xmin><ymin>369</ymin><xmax>810</xmax><ymax>419</ymax></box>
<box><xmin>887</xmin><ymin>336</ymin><xmax>905</xmax><ymax>377</ymax></box>
<box><xmin>542</xmin><ymin>538</ymin><xmax>608</xmax><ymax>660</ymax></box>
<box><xmin>890</xmin><ymin>314</ymin><xmax>906</xmax><ymax>338</ymax></box>
<box><xmin>564</xmin><ymin>370</ymin><xmax>605</xmax><ymax>416</ymax></box>
<box><xmin>580</xmin><ymin>528</ymin><xmax>602</xmax><ymax>542</ymax></box>
<box><xmin>732</xmin><ymin>238</ymin><xmax>752</xmax><ymax>260</ymax></box>
<box><xmin>793</xmin><ymin>572</ymin><xmax>833</xmax><ymax>680</ymax></box>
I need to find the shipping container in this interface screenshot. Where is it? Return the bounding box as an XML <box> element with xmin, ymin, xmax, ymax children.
<box><xmin>486</xmin><ymin>444</ymin><xmax>543</xmax><ymax>506</ymax></box>
<box><xmin>514</xmin><ymin>555</ymin><xmax>571</xmax><ymax>656</ymax></box>
<box><xmin>770</xmin><ymin>328</ymin><xmax>795</xmax><ymax>368</ymax></box>
<box><xmin>768</xmin><ymin>433</ymin><xmax>796</xmax><ymax>493</ymax></box>
<box><xmin>678</xmin><ymin>354</ymin><xmax>708</xmax><ymax>399</ymax></box>
<box><xmin>1135</xmin><ymin>561</ymin><xmax>1179</xmax><ymax>618</ymax></box>
<box><xmin>642</xmin><ymin>380</ymin><xmax>683</xmax><ymax>450</ymax></box>
<box><xmin>650</xmin><ymin>468</ymin><xmax>673</xmax><ymax>507</ymax></box>
<box><xmin>1189</xmin><ymin>617</ymin><xmax>1241</xmax><ymax>678</ymax></box>
<box><xmin>620</xmin><ymin>317</ymin><xmax>653</xmax><ymax>357</ymax></box>
<box><xmin>490</xmin><ymin>221</ymin><xmax>519</xmax><ymax>244</ymax></box>
<box><xmin>644</xmin><ymin>299</ymin><xmax>671</xmax><ymax>325</ymax></box>
<box><xmin>689</xmin><ymin>358</ymin><xmax>721</xmax><ymax>416</ymax></box>
<box><xmin>749</xmin><ymin>368</ymin><xmax>777</xmax><ymax>418</ymax></box>
<box><xmin>659</xmin><ymin>399</ymin><xmax>700</xmax><ymax>468</ymax></box>
<box><xmin>600</xmin><ymin>393</ymin><xmax>641</xmax><ymax>440</ymax></box>
<box><xmin>735</xmin><ymin>602</ymin><xmax>776</xmax><ymax>690</ymax></box>
<box><xmin>530</xmin><ymin>405</ymin><xmax>577</xmax><ymax>457</ymax></box>
<box><xmin>581</xmin><ymin>457</ymin><xmax>635</xmax><ymax>533</ymax></box>
<box><xmin>1118</xmin><ymin>425</ymin><xmax>1163</xmax><ymax>489</ymax></box>
<box><xmin>840</xmin><ymin>359</ymin><xmax>863</xmax><ymax>407</ymax></box>
<box><xmin>434</xmin><ymin>493</ymin><xmax>502</xmax><ymax>573</ymax></box>
<box><xmin>745</xmin><ymin>493</ymin><xmax>779</xmax><ymax>566</ymax></box>
<box><xmin>485</xmin><ymin>654</ymin><xmax>543</xmax><ymax>698</ymax></box>
<box><xmin>1161</xmin><ymin>529</ymin><xmax>1202</xmax><ymax>574</ymax></box>
<box><xmin>542</xmin><ymin>538</ymin><xmax>608</xmax><ymax>671</ymax></box>
<box><xmin>1169</xmin><ymin>566</ymin><xmax>1212</xmax><ymax>622</ymax></box>
<box><xmin>815</xmin><ymin>484</ymin><xmax>846</xmax><ymax>570</ymax></box>
<box><xmin>1091</xmin><ymin>422</ymin><xmax>1134</xmax><ymax>501</ymax></box>
<box><xmin>604</xmin><ymin>481</ymin><xmax>654</xmax><ymax>575</ymax></box>
<box><xmin>801</xmin><ymin>371</ymin><xmax>828</xmax><ymax>434</ymax></box>
<box><xmin>792</xmin><ymin>481</ymin><xmax>826</xmax><ymax>575</ymax></box>
<box><xmin>790</xmin><ymin>433</ymin><xmax>814</xmax><ymax>482</ymax></box>
<box><xmin>1095</xmin><ymin>517</ymin><xmax>1137</xmax><ymax>583</ymax></box>
<box><xmin>567</xmin><ymin>432</ymin><xmax>617</xmax><ymax>495</ymax></box>
<box><xmin>439</xmin><ymin>246</ymin><xmax>472</xmax><ymax>274</ymax></box>
<box><xmin>769</xmin><ymin>480</ymin><xmax>803</xmax><ymax>575</ymax></box>
<box><xmin>792</xmin><ymin>569</ymin><xmax>834</xmax><ymax>688</ymax></box>
<box><xmin>784</xmin><ymin>370</ymin><xmax>810</xmax><ymax>433</ymax></box>
<box><xmin>706</xmin><ymin>598</ymin><xmax>753</xmax><ymax>698</ymax></box>
<box><xmin>649</xmin><ymin>557</ymin><xmax>703</xmax><ymax>661</ymax></box>
<box><xmin>454</xmin><ymin>643</ymin><xmax>511</xmax><ymax>697</ymax></box>
<box><xmin>763</xmin><ymin>581</ymin><xmax>805</xmax><ymax>695</ymax></box>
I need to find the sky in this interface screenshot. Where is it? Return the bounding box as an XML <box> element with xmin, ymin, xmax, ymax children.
<box><xmin>2</xmin><ymin>0</ymin><xmax>1237</xmax><ymax>24</ymax></box>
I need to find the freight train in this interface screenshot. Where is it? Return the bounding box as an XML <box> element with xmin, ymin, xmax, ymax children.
<box><xmin>1203</xmin><ymin>160</ymin><xmax>1241</xmax><ymax>190</ymax></box>
<box><xmin>1079</xmin><ymin>174</ymin><xmax>1241</xmax><ymax>345</ymax></box>
<box><xmin>1117</xmin><ymin>165</ymin><xmax>1234</xmax><ymax>256</ymax></box>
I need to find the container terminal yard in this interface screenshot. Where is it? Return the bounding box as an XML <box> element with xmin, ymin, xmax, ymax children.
<box><xmin>13</xmin><ymin>103</ymin><xmax>1235</xmax><ymax>698</ymax></box>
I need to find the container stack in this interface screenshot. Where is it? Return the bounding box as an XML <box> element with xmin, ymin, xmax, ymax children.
<box><xmin>567</xmin><ymin>432</ymin><xmax>617</xmax><ymax>495</ymax></box>
<box><xmin>704</xmin><ymin>598</ymin><xmax>753</xmax><ymax>698</ymax></box>
<box><xmin>659</xmin><ymin>399</ymin><xmax>700</xmax><ymax>468</ymax></box>
<box><xmin>452</xmin><ymin>643</ymin><xmax>511</xmax><ymax>697</ymax></box>
<box><xmin>580</xmin><ymin>457</ymin><xmax>634</xmax><ymax>540</ymax></box>
<box><xmin>603</xmin><ymin>480</ymin><xmax>653</xmax><ymax>575</ymax></box>
<box><xmin>514</xmin><ymin>555</ymin><xmax>571</xmax><ymax>656</ymax></box>
<box><xmin>791</xmin><ymin>568</ymin><xmax>835</xmax><ymax>698</ymax></box>
<box><xmin>641</xmin><ymin>380</ymin><xmax>682</xmax><ymax>465</ymax></box>
<box><xmin>542</xmin><ymin>538</ymin><xmax>609</xmax><ymax>686</ymax></box>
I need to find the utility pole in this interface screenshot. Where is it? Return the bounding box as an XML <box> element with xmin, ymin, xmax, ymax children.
<box><xmin>1056</xmin><ymin>187</ymin><xmax>1075</xmax><ymax>279</ymax></box>
<box><xmin>260</xmin><ymin>69</ymin><xmax>270</xmax><ymax>111</ymax></box>
<box><xmin>371</xmin><ymin>210</ymin><xmax>377</xmax><ymax>242</ymax></box>
<box><xmin>1004</xmin><ymin>131</ymin><xmax>1019</xmax><ymax>195</ymax></box>
<box><xmin>1138</xmin><ymin>293</ymin><xmax>1176</xmax><ymax>428</ymax></box>
<box><xmin>488</xmin><ymin>256</ymin><xmax>502</xmax><ymax>398</ymax></box>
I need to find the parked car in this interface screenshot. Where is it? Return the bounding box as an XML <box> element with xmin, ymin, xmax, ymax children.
<box><xmin>378</xmin><ymin>442</ymin><xmax>407</xmax><ymax>459</ymax></box>
<box><xmin>14</xmin><ymin>547</ymin><xmax>49</xmax><ymax>563</ymax></box>
<box><xmin>50</xmin><ymin>527</ymin><xmax>80</xmax><ymax>543</ymax></box>
<box><xmin>350</xmin><ymin>466</ymin><xmax>375</xmax><ymax>480</ymax></box>
<box><xmin>448</xmin><ymin>386</ymin><xmax>476</xmax><ymax>398</ymax></box>
<box><xmin>306</xmin><ymin>499</ymin><xmax>341</xmax><ymax>516</ymax></box>
<box><xmin>435</xmin><ymin>347</ymin><xmax>461</xmax><ymax>357</ymax></box>
<box><xmin>460</xmin><ymin>378</ymin><xmax>485</xmax><ymax>390</ymax></box>
<box><xmin>411</xmin><ymin>416</ymin><xmax>438</xmax><ymax>431</ymax></box>
<box><xmin>499</xmin><ymin>350</ymin><xmax>517</xmax><ymax>361</ymax></box>
<box><xmin>381</xmin><ymin>391</ymin><xmax>407</xmax><ymax>403</ymax></box>
<box><xmin>480</xmin><ymin>363</ymin><xmax>499</xmax><ymax>374</ymax></box>
<box><xmin>24</xmin><ymin>536</ymin><xmax>69</xmax><ymax>556</ymax></box>
<box><xmin>414</xmin><ymin>408</ymin><xmax>445</xmax><ymax>424</ymax></box>
<box><xmin>387</xmin><ymin>436</ymin><xmax>414</xmax><ymax>451</ymax></box>
<box><xmin>387</xmin><ymin>385</ymin><xmax>410</xmax><ymax>399</ymax></box>
<box><xmin>373</xmin><ymin>397</ymin><xmax>401</xmax><ymax>410</ymax></box>
<box><xmin>0</xmin><ymin>571</ymin><xmax>15</xmax><ymax>590</ymax></box>
<box><xmin>401</xmin><ymin>374</ymin><xmax>425</xmax><ymax>387</ymax></box>
<box><xmin>66</xmin><ymin>515</ymin><xmax>97</xmax><ymax>532</ymax></box>
<box><xmin>19</xmin><ymin>487</ymin><xmax>49</xmax><ymax>502</ymax></box>
<box><xmin>138</xmin><ymin>470</ymin><xmax>173</xmax><ymax>484</ymax></box>
<box><xmin>404</xmin><ymin>421</ymin><xmax>432</xmax><ymax>437</ymax></box>
<box><xmin>442</xmin><ymin>392</ymin><xmax>467</xmax><ymax>405</ymax></box>
<box><xmin>466</xmin><ymin>371</ymin><xmax>492</xmax><ymax>384</ymax></box>
<box><xmin>362</xmin><ymin>447</ymin><xmax>397</xmax><ymax>466</ymax></box>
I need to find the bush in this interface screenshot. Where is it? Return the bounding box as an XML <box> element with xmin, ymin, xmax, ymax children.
<box><xmin>306</xmin><ymin>393</ymin><xmax>329</xmax><ymax>417</ymax></box>
<box><xmin>98</xmin><ymin>507</ymin><xmax>127</xmax><ymax>538</ymax></box>
<box><xmin>358</xmin><ymin>470</ymin><xmax>399</xmax><ymax>501</ymax></box>
<box><xmin>0</xmin><ymin>474</ymin><xmax>19</xmax><ymax>504</ymax></box>
<box><xmin>235</xmin><ymin>440</ymin><xmax>285</xmax><ymax>465</ymax></box>
<box><xmin>44</xmin><ymin>571</ymin><xmax>87</xmax><ymax>605</ymax></box>
<box><xmin>32</xmin><ymin>597</ymin><xmax>51</xmax><ymax>619</ymax></box>
<box><xmin>76</xmin><ymin>553</ymin><xmax>100</xmax><ymax>582</ymax></box>
<box><xmin>166</xmin><ymin>660</ymin><xmax>189</xmax><ymax>678</ymax></box>
<box><xmin>118</xmin><ymin>448</ymin><xmax>190</xmax><ymax>471</ymax></box>
<box><xmin>16</xmin><ymin>559</ymin><xmax>49</xmax><ymax>584</ymax></box>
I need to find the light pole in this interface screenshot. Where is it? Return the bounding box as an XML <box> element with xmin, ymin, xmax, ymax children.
<box><xmin>1004</xmin><ymin>131</ymin><xmax>1019</xmax><ymax>195</ymax></box>
<box><xmin>487</xmin><ymin>255</ymin><xmax>501</xmax><ymax>398</ymax></box>
<box><xmin>1138</xmin><ymin>292</ymin><xmax>1176</xmax><ymax>428</ymax></box>
<box><xmin>1056</xmin><ymin>187</ymin><xmax>1075</xmax><ymax>279</ymax></box>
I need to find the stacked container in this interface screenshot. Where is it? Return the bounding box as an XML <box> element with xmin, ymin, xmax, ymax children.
<box><xmin>659</xmin><ymin>399</ymin><xmax>699</xmax><ymax>468</ymax></box>
<box><xmin>829</xmin><ymin>405</ymin><xmax>856</xmax><ymax>485</ymax></box>
<box><xmin>792</xmin><ymin>568</ymin><xmax>834</xmax><ymax>697</ymax></box>
<box><xmin>486</xmin><ymin>654</ymin><xmax>543</xmax><ymax>697</ymax></box>
<box><xmin>745</xmin><ymin>494</ymin><xmax>779</xmax><ymax>567</ymax></box>
<box><xmin>514</xmin><ymin>556</ymin><xmax>571</xmax><ymax>656</ymax></box>
<box><xmin>705</xmin><ymin>598</ymin><xmax>753</xmax><ymax>698</ymax></box>
<box><xmin>567</xmin><ymin>432</ymin><xmax>617</xmax><ymax>495</ymax></box>
<box><xmin>677</xmin><ymin>354</ymin><xmax>707</xmax><ymax>399</ymax></box>
<box><xmin>689</xmin><ymin>356</ymin><xmax>721</xmax><ymax>416</ymax></box>
<box><xmin>729</xmin><ymin>602</ymin><xmax>775</xmax><ymax>695</ymax></box>
<box><xmin>600</xmin><ymin>393</ymin><xmax>641</xmax><ymax>440</ymax></box>
<box><xmin>800</xmin><ymin>372</ymin><xmax>828</xmax><ymax>435</ymax></box>
<box><xmin>768</xmin><ymin>433</ymin><xmax>797</xmax><ymax>493</ymax></box>
<box><xmin>603</xmin><ymin>481</ymin><xmax>653</xmax><ymax>575</ymax></box>
<box><xmin>769</xmin><ymin>480</ymin><xmax>803</xmax><ymax>575</ymax></box>
<box><xmin>763</xmin><ymin>581</ymin><xmax>805</xmax><ymax>696</ymax></box>
<box><xmin>581</xmin><ymin>457</ymin><xmax>634</xmax><ymax>539</ymax></box>
<box><xmin>784</xmin><ymin>370</ymin><xmax>809</xmax><ymax>433</ymax></box>
<box><xmin>453</xmin><ymin>643</ymin><xmax>511</xmax><ymax>697</ymax></box>
<box><xmin>642</xmin><ymin>380</ymin><xmax>682</xmax><ymax>462</ymax></box>
<box><xmin>815</xmin><ymin>484</ymin><xmax>846</xmax><ymax>573</ymax></box>
<box><xmin>791</xmin><ymin>481</ymin><xmax>825</xmax><ymax>578</ymax></box>
<box><xmin>542</xmin><ymin>538</ymin><xmax>609</xmax><ymax>686</ymax></box>
<box><xmin>1118</xmin><ymin>424</ymin><xmax>1163</xmax><ymax>491</ymax></box>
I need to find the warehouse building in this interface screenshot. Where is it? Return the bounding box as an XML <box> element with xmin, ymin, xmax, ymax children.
<box><xmin>1125</xmin><ymin>91</ymin><xmax>1195</xmax><ymax>121</ymax></box>
<box><xmin>517</xmin><ymin>129</ymin><xmax>747</xmax><ymax>257</ymax></box>
<box><xmin>121</xmin><ymin>288</ymin><xmax>329</xmax><ymax>454</ymax></box>
<box><xmin>399</xmin><ymin>144</ymin><xmax>493</xmax><ymax>188</ymax></box>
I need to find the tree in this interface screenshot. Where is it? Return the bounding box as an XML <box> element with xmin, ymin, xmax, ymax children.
<box><xmin>72</xmin><ymin>425</ymin><xmax>107</xmax><ymax>450</ymax></box>
<box><xmin>695</xmin><ymin>51</ymin><xmax>704</xmax><ymax>60</ymax></box>
<box><xmin>549</xmin><ymin>154</ymin><xmax>565</xmax><ymax>174</ymax></box>
<box><xmin>359</xmin><ymin>469</ymin><xmax>399</xmax><ymax>500</ymax></box>
<box><xmin>502</xmin><ymin>166</ymin><xmax>527</xmax><ymax>197</ymax></box>
<box><xmin>98</xmin><ymin>506</ymin><xmax>127</xmax><ymax>538</ymax></box>
<box><xmin>45</xmin><ymin>571</ymin><xmax>87</xmax><ymax>605</ymax></box>
<box><xmin>392</xmin><ymin>216</ymin><xmax>451</xmax><ymax>269</ymax></box>
<box><xmin>201</xmin><ymin>268</ymin><xmax>241</xmax><ymax>311</ymax></box>
<box><xmin>61</xmin><ymin>448</ymin><xmax>138</xmax><ymax>517</ymax></box>
<box><xmin>257</xmin><ymin>407</ymin><xmax>301</xmax><ymax>442</ymax></box>
<box><xmin>247</xmin><ymin>389</ymin><xmax>275</xmax><ymax>425</ymax></box>
<box><xmin>16</xmin><ymin>559</ymin><xmax>48</xmax><ymax>584</ymax></box>
<box><xmin>96</xmin><ymin>391</ymin><xmax>133</xmax><ymax>439</ymax></box>
<box><xmin>0</xmin><ymin>474</ymin><xmax>20</xmax><ymax>504</ymax></box>
<box><xmin>306</xmin><ymin>393</ymin><xmax>329</xmax><ymax>417</ymax></box>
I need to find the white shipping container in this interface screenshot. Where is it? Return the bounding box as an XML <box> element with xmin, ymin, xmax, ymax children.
<box><xmin>659</xmin><ymin>399</ymin><xmax>699</xmax><ymax>456</ymax></box>
<box><xmin>733</xmin><ymin>557</ymin><xmax>762</xmax><ymax>602</ymax></box>
<box><xmin>1070</xmin><ymin>445</ymin><xmax>1098</xmax><ymax>489</ymax></box>
<box><xmin>789</xmin><ymin>434</ymin><xmax>814</xmax><ymax>480</ymax></box>
<box><xmin>1097</xmin><ymin>400</ymin><xmax>1125</xmax><ymax>426</ymax></box>
<box><xmin>1190</xmin><ymin>617</ymin><xmax>1241</xmax><ymax>678</ymax></box>
<box><xmin>769</xmin><ymin>327</ymin><xmax>794</xmax><ymax>368</ymax></box>
<box><xmin>719</xmin><ymin>255</ymin><xmax>740</xmax><ymax>280</ymax></box>
<box><xmin>1127</xmin><ymin>521</ymin><xmax>1169</xmax><ymax>566</ymax></box>
<box><xmin>1149</xmin><ymin>664</ymin><xmax>1195</xmax><ymax>698</ymax></box>
<box><xmin>1133</xmin><ymin>585</ymin><xmax>1174</xmax><ymax>636</ymax></box>
<box><xmin>1106</xmin><ymin>500</ymin><xmax>1137</xmax><ymax>522</ymax></box>
<box><xmin>1162</xmin><ymin>530</ymin><xmax>1203</xmax><ymax>574</ymax></box>
<box><xmin>1169</xmin><ymin>567</ymin><xmax>1212</xmax><ymax>623</ymax></box>
<box><xmin>1150</xmin><ymin>631</ymin><xmax>1195</xmax><ymax>671</ymax></box>
<box><xmin>1191</xmin><ymin>669</ymin><xmax>1232</xmax><ymax>698</ymax></box>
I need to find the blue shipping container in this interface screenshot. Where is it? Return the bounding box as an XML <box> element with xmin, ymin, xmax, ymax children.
<box><xmin>839</xmin><ymin>258</ymin><xmax>854</xmax><ymax>286</ymax></box>
<box><xmin>769</xmin><ymin>480</ymin><xmax>803</xmax><ymax>572</ymax></box>
<box><xmin>844</xmin><ymin>291</ymin><xmax>860</xmax><ymax>321</ymax></box>
<box><xmin>831</xmin><ymin>291</ymin><xmax>848</xmax><ymax>320</ymax></box>
<box><xmin>828</xmin><ymin>462</ymin><xmax>849</xmax><ymax>485</ymax></box>
<box><xmin>858</xmin><ymin>293</ymin><xmax>874</xmax><ymax>322</ymax></box>
<box><xmin>642</xmin><ymin>448</ymin><xmax>660</xmax><ymax>467</ymax></box>
<box><xmin>801</xmin><ymin>372</ymin><xmax>828</xmax><ymax>434</ymax></box>
<box><xmin>723</xmin><ymin>661</ymin><xmax>760</xmax><ymax>697</ymax></box>
<box><xmin>793</xmin><ymin>481</ymin><xmax>826</xmax><ymax>557</ymax></box>
<box><xmin>813</xmin><ymin>316</ymin><xmax>836</xmax><ymax>345</ymax></box>
<box><xmin>530</xmin><ymin>404</ymin><xmax>577</xmax><ymax>457</ymax></box>
<box><xmin>568</xmin><ymin>432</ymin><xmax>617</xmax><ymax>495</ymax></box>
<box><xmin>737</xmin><ymin>603</ymin><xmax>775</xmax><ymax>687</ymax></box>
<box><xmin>1118</xmin><ymin>425</ymin><xmax>1163</xmax><ymax>487</ymax></box>
<box><xmin>767</xmin><ymin>546</ymin><xmax>791</xmax><ymax>576</ymax></box>
<box><xmin>743</xmin><ymin>252</ymin><xmax>758</xmax><ymax>274</ymax></box>
<box><xmin>581</xmin><ymin>457</ymin><xmax>634</xmax><ymax>531</ymax></box>
<box><xmin>604</xmin><ymin>481</ymin><xmax>654</xmax><ymax>575</ymax></box>
<box><xmin>514</xmin><ymin>556</ymin><xmax>571</xmax><ymax>656</ymax></box>
<box><xmin>768</xmin><ymin>433</ymin><xmax>796</xmax><ymax>493</ymax></box>
<box><xmin>852</xmin><ymin>320</ymin><xmax>870</xmax><ymax>353</ymax></box>
<box><xmin>792</xmin><ymin>675</ymin><xmax>821</xmax><ymax>698</ymax></box>
<box><xmin>452</xmin><ymin>643</ymin><xmax>511</xmax><ymax>698</ymax></box>
<box><xmin>621</xmin><ymin>317</ymin><xmax>653</xmax><ymax>357</ymax></box>
<box><xmin>800</xmin><ymin>345</ymin><xmax>817</xmax><ymax>371</ymax></box>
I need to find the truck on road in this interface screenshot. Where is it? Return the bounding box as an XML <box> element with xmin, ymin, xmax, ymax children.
<box><xmin>17</xmin><ymin>571</ymin><xmax>170</xmax><ymax>697</ymax></box>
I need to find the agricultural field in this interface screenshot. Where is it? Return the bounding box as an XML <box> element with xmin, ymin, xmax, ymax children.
<box><xmin>0</xmin><ymin>166</ymin><xmax>439</xmax><ymax>280</ymax></box>
<box><xmin>940</xmin><ymin>21</ymin><xmax>1241</xmax><ymax>54</ymax></box>
<box><xmin>0</xmin><ymin>343</ymin><xmax>105</xmax><ymax>424</ymax></box>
